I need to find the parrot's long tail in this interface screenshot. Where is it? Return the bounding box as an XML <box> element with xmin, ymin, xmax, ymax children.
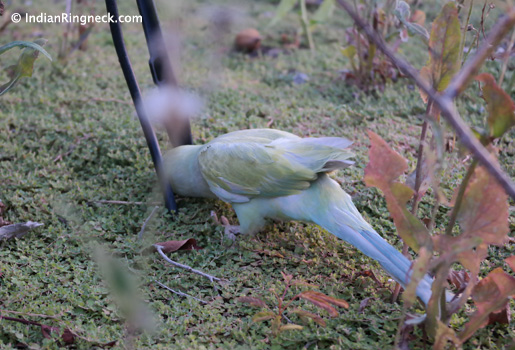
<box><xmin>308</xmin><ymin>175</ymin><xmax>433</xmax><ymax>305</ymax></box>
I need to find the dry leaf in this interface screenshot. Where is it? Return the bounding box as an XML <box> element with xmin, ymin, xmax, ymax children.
<box><xmin>0</xmin><ymin>221</ymin><xmax>43</xmax><ymax>240</ymax></box>
<box><xmin>448</xmin><ymin>269</ymin><xmax>471</xmax><ymax>293</ymax></box>
<box><xmin>358</xmin><ymin>297</ymin><xmax>373</xmax><ymax>313</ymax></box>
<box><xmin>152</xmin><ymin>238</ymin><xmax>202</xmax><ymax>254</ymax></box>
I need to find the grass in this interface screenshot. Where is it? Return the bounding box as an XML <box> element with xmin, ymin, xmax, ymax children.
<box><xmin>1</xmin><ymin>0</ymin><xmax>514</xmax><ymax>349</ymax></box>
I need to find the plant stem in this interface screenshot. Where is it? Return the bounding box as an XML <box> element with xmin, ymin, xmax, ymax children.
<box><xmin>444</xmin><ymin>158</ymin><xmax>478</xmax><ymax>236</ymax></box>
<box><xmin>412</xmin><ymin>102</ymin><xmax>433</xmax><ymax>214</ymax></box>
<box><xmin>498</xmin><ymin>28</ymin><xmax>515</xmax><ymax>86</ymax></box>
<box><xmin>300</xmin><ymin>0</ymin><xmax>315</xmax><ymax>51</ymax></box>
<box><xmin>336</xmin><ymin>0</ymin><xmax>515</xmax><ymax>199</ymax></box>
<box><xmin>391</xmin><ymin>102</ymin><xmax>432</xmax><ymax>303</ymax></box>
<box><xmin>155</xmin><ymin>245</ymin><xmax>221</xmax><ymax>283</ymax></box>
<box><xmin>353</xmin><ymin>0</ymin><xmax>363</xmax><ymax>78</ymax></box>
<box><xmin>459</xmin><ymin>0</ymin><xmax>474</xmax><ymax>64</ymax></box>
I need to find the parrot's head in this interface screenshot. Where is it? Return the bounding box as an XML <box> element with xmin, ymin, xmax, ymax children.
<box><xmin>162</xmin><ymin>145</ymin><xmax>216</xmax><ymax>199</ymax></box>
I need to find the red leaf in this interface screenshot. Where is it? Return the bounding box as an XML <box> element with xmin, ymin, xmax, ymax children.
<box><xmin>364</xmin><ymin>131</ymin><xmax>431</xmax><ymax>251</ymax></box>
<box><xmin>297</xmin><ymin>290</ymin><xmax>349</xmax><ymax>318</ymax></box>
<box><xmin>61</xmin><ymin>328</ymin><xmax>76</xmax><ymax>345</ymax></box>
<box><xmin>506</xmin><ymin>255</ymin><xmax>515</xmax><ymax>272</ymax></box>
<box><xmin>460</xmin><ymin>268</ymin><xmax>515</xmax><ymax>341</ymax></box>
<box><xmin>457</xmin><ymin>167</ymin><xmax>510</xmax><ymax>246</ymax></box>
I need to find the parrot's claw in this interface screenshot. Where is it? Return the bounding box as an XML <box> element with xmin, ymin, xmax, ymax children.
<box><xmin>224</xmin><ymin>225</ymin><xmax>241</xmax><ymax>241</ymax></box>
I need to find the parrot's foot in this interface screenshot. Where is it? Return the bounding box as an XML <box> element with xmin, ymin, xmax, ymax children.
<box><xmin>224</xmin><ymin>225</ymin><xmax>241</xmax><ymax>241</ymax></box>
<box><xmin>210</xmin><ymin>211</ymin><xmax>241</xmax><ymax>240</ymax></box>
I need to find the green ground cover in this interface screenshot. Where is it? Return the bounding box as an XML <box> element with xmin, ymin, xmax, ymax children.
<box><xmin>0</xmin><ymin>0</ymin><xmax>514</xmax><ymax>349</ymax></box>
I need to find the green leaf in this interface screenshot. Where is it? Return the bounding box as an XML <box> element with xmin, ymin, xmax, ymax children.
<box><xmin>269</xmin><ymin>0</ymin><xmax>298</xmax><ymax>27</ymax></box>
<box><xmin>475</xmin><ymin>73</ymin><xmax>515</xmax><ymax>138</ymax></box>
<box><xmin>405</xmin><ymin>22</ymin><xmax>429</xmax><ymax>41</ymax></box>
<box><xmin>340</xmin><ymin>45</ymin><xmax>357</xmax><ymax>60</ymax></box>
<box><xmin>0</xmin><ymin>39</ymin><xmax>52</xmax><ymax>96</ymax></box>
<box><xmin>393</xmin><ymin>1</ymin><xmax>411</xmax><ymax>22</ymax></box>
<box><xmin>252</xmin><ymin>311</ymin><xmax>276</xmax><ymax>323</ymax></box>
<box><xmin>278</xmin><ymin>324</ymin><xmax>303</xmax><ymax>332</ymax></box>
<box><xmin>0</xmin><ymin>40</ymin><xmax>52</xmax><ymax>61</ymax></box>
<box><xmin>419</xmin><ymin>2</ymin><xmax>461</xmax><ymax>105</ymax></box>
<box><xmin>312</xmin><ymin>0</ymin><xmax>335</xmax><ymax>23</ymax></box>
<box><xmin>291</xmin><ymin>309</ymin><xmax>326</xmax><ymax>327</ymax></box>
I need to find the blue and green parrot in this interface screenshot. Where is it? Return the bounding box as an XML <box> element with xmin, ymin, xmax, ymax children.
<box><xmin>162</xmin><ymin>128</ymin><xmax>434</xmax><ymax>304</ymax></box>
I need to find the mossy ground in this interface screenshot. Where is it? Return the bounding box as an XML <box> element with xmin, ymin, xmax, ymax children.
<box><xmin>0</xmin><ymin>0</ymin><xmax>514</xmax><ymax>349</ymax></box>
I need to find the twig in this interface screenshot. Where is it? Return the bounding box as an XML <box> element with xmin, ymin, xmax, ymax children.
<box><xmin>459</xmin><ymin>0</ymin><xmax>474</xmax><ymax>63</ymax></box>
<box><xmin>300</xmin><ymin>0</ymin><xmax>315</xmax><ymax>51</ymax></box>
<box><xmin>154</xmin><ymin>245</ymin><xmax>221</xmax><ymax>283</ymax></box>
<box><xmin>336</xmin><ymin>0</ymin><xmax>515</xmax><ymax>199</ymax></box>
<box><xmin>412</xmin><ymin>102</ymin><xmax>433</xmax><ymax>215</ymax></box>
<box><xmin>498</xmin><ymin>28</ymin><xmax>515</xmax><ymax>86</ymax></box>
<box><xmin>71</xmin><ymin>97</ymin><xmax>132</xmax><ymax>105</ymax></box>
<box><xmin>444</xmin><ymin>10</ymin><xmax>515</xmax><ymax>99</ymax></box>
<box><xmin>53</xmin><ymin>134</ymin><xmax>92</xmax><ymax>163</ymax></box>
<box><xmin>138</xmin><ymin>206</ymin><xmax>159</xmax><ymax>241</ymax></box>
<box><xmin>89</xmin><ymin>200</ymin><xmax>160</xmax><ymax>206</ymax></box>
<box><xmin>444</xmin><ymin>159</ymin><xmax>478</xmax><ymax>236</ymax></box>
<box><xmin>154</xmin><ymin>280</ymin><xmax>208</xmax><ymax>304</ymax></box>
<box><xmin>0</xmin><ymin>309</ymin><xmax>65</xmax><ymax>320</ymax></box>
<box><xmin>0</xmin><ymin>315</ymin><xmax>46</xmax><ymax>326</ymax></box>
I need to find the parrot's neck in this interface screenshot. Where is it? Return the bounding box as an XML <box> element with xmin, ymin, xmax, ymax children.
<box><xmin>163</xmin><ymin>145</ymin><xmax>216</xmax><ymax>199</ymax></box>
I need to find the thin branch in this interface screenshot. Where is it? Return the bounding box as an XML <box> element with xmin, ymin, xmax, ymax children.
<box><xmin>412</xmin><ymin>101</ymin><xmax>433</xmax><ymax>215</ymax></box>
<box><xmin>444</xmin><ymin>10</ymin><xmax>515</xmax><ymax>99</ymax></box>
<box><xmin>445</xmin><ymin>159</ymin><xmax>478</xmax><ymax>236</ymax></box>
<box><xmin>138</xmin><ymin>206</ymin><xmax>159</xmax><ymax>241</ymax></box>
<box><xmin>154</xmin><ymin>280</ymin><xmax>208</xmax><ymax>304</ymax></box>
<box><xmin>89</xmin><ymin>200</ymin><xmax>160</xmax><ymax>206</ymax></box>
<box><xmin>0</xmin><ymin>309</ymin><xmax>65</xmax><ymax>320</ymax></box>
<box><xmin>459</xmin><ymin>0</ymin><xmax>474</xmax><ymax>63</ymax></box>
<box><xmin>335</xmin><ymin>0</ymin><xmax>515</xmax><ymax>199</ymax></box>
<box><xmin>154</xmin><ymin>245</ymin><xmax>221</xmax><ymax>283</ymax></box>
<box><xmin>498</xmin><ymin>28</ymin><xmax>515</xmax><ymax>86</ymax></box>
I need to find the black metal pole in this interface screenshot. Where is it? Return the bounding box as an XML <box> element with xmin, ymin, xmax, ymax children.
<box><xmin>135</xmin><ymin>0</ymin><xmax>193</xmax><ymax>146</ymax></box>
<box><xmin>105</xmin><ymin>0</ymin><xmax>177</xmax><ymax>213</ymax></box>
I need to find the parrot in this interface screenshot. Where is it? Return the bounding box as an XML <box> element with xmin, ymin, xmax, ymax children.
<box><xmin>161</xmin><ymin>128</ymin><xmax>434</xmax><ymax>305</ymax></box>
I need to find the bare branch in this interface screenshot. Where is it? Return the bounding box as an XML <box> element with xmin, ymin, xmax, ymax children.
<box><xmin>138</xmin><ymin>205</ymin><xmax>160</xmax><ymax>241</ymax></box>
<box><xmin>154</xmin><ymin>280</ymin><xmax>208</xmax><ymax>304</ymax></box>
<box><xmin>154</xmin><ymin>244</ymin><xmax>221</xmax><ymax>283</ymax></box>
<box><xmin>444</xmin><ymin>10</ymin><xmax>515</xmax><ymax>99</ymax></box>
<box><xmin>335</xmin><ymin>0</ymin><xmax>515</xmax><ymax>199</ymax></box>
<box><xmin>88</xmin><ymin>200</ymin><xmax>160</xmax><ymax>206</ymax></box>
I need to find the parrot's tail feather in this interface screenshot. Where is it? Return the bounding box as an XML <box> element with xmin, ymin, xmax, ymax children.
<box><xmin>318</xmin><ymin>220</ymin><xmax>433</xmax><ymax>305</ymax></box>
<box><xmin>307</xmin><ymin>179</ymin><xmax>434</xmax><ymax>305</ymax></box>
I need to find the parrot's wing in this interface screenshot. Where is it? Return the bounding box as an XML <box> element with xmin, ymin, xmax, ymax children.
<box><xmin>198</xmin><ymin>135</ymin><xmax>354</xmax><ymax>203</ymax></box>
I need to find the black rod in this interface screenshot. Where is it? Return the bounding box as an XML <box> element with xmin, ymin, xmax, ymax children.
<box><xmin>105</xmin><ymin>0</ymin><xmax>177</xmax><ymax>213</ymax></box>
<box><xmin>135</xmin><ymin>0</ymin><xmax>193</xmax><ymax>146</ymax></box>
